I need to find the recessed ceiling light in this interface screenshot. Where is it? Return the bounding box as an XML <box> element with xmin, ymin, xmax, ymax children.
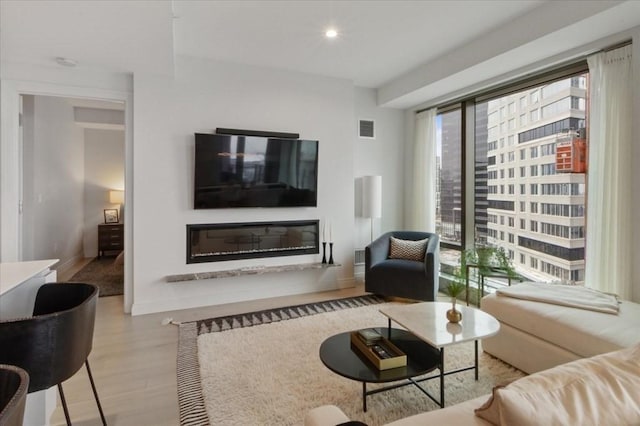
<box><xmin>55</xmin><ymin>57</ymin><xmax>78</xmax><ymax>67</ymax></box>
<box><xmin>325</xmin><ymin>28</ymin><xmax>338</xmax><ymax>39</ymax></box>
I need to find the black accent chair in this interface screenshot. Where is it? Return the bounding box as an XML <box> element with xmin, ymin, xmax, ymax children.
<box><xmin>0</xmin><ymin>283</ymin><xmax>107</xmax><ymax>425</ymax></box>
<box><xmin>365</xmin><ymin>231</ymin><xmax>439</xmax><ymax>301</ymax></box>
<box><xmin>0</xmin><ymin>365</ymin><xmax>29</xmax><ymax>426</ymax></box>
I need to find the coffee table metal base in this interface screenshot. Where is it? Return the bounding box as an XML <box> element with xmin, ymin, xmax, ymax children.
<box><xmin>359</xmin><ymin>367</ymin><xmax>443</xmax><ymax>412</ymax></box>
<box><xmin>359</xmin><ymin>371</ymin><xmax>438</xmax><ymax>412</ymax></box>
<box><xmin>385</xmin><ymin>318</ymin><xmax>480</xmax><ymax>408</ymax></box>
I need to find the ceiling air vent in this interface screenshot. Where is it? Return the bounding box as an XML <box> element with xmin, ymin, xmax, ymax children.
<box><xmin>359</xmin><ymin>119</ymin><xmax>375</xmax><ymax>139</ymax></box>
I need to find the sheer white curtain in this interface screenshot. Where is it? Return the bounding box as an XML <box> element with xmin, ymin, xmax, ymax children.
<box><xmin>585</xmin><ymin>45</ymin><xmax>633</xmax><ymax>298</ymax></box>
<box><xmin>410</xmin><ymin>108</ymin><xmax>437</xmax><ymax>231</ymax></box>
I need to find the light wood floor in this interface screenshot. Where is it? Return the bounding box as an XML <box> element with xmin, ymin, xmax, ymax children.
<box><xmin>50</xmin><ymin>284</ymin><xmax>372</xmax><ymax>425</ymax></box>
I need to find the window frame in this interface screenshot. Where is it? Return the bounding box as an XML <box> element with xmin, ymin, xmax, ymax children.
<box><xmin>427</xmin><ymin>59</ymin><xmax>590</xmax><ymax>275</ymax></box>
<box><xmin>434</xmin><ymin>103</ymin><xmax>466</xmax><ymax>251</ymax></box>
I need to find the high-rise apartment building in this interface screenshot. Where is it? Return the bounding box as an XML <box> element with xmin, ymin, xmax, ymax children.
<box><xmin>438</xmin><ymin>109</ymin><xmax>462</xmax><ymax>244</ymax></box>
<box><xmin>484</xmin><ymin>75</ymin><xmax>587</xmax><ymax>282</ymax></box>
<box><xmin>474</xmin><ymin>102</ymin><xmax>489</xmax><ymax>245</ymax></box>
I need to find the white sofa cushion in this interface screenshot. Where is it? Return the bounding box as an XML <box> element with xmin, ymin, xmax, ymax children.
<box><xmin>387</xmin><ymin>396</ymin><xmax>490</xmax><ymax>426</ymax></box>
<box><xmin>482</xmin><ymin>292</ymin><xmax>640</xmax><ymax>357</ymax></box>
<box><xmin>304</xmin><ymin>405</ymin><xmax>350</xmax><ymax>426</ymax></box>
<box><xmin>475</xmin><ymin>344</ymin><xmax>640</xmax><ymax>425</ymax></box>
<box><xmin>303</xmin><ymin>397</ymin><xmax>492</xmax><ymax>426</ymax></box>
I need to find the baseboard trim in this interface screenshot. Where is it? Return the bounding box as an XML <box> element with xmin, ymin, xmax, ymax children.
<box><xmin>54</xmin><ymin>253</ymin><xmax>84</xmax><ymax>278</ymax></box>
<box><xmin>131</xmin><ymin>277</ymin><xmax>357</xmax><ymax>316</ymax></box>
<box><xmin>337</xmin><ymin>276</ymin><xmax>357</xmax><ymax>289</ymax></box>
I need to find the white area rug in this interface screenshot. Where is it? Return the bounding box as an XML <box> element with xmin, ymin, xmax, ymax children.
<box><xmin>191</xmin><ymin>299</ymin><xmax>524</xmax><ymax>425</ymax></box>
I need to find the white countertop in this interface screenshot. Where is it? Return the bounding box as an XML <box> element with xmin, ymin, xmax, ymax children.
<box><xmin>380</xmin><ymin>302</ymin><xmax>500</xmax><ymax>348</ymax></box>
<box><xmin>0</xmin><ymin>259</ymin><xmax>59</xmax><ymax>296</ymax></box>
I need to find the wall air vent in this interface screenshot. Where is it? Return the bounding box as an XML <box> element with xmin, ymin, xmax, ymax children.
<box><xmin>354</xmin><ymin>249</ymin><xmax>366</xmax><ymax>265</ymax></box>
<box><xmin>359</xmin><ymin>119</ymin><xmax>375</xmax><ymax>139</ymax></box>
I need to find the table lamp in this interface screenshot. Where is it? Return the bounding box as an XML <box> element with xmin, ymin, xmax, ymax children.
<box><xmin>109</xmin><ymin>190</ymin><xmax>124</xmax><ymax>223</ymax></box>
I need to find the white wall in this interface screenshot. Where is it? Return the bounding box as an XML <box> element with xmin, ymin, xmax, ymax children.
<box><xmin>1</xmin><ymin>60</ymin><xmax>404</xmax><ymax>315</ymax></box>
<box><xmin>131</xmin><ymin>56</ymin><xmax>360</xmax><ymax>315</ymax></box>
<box><xmin>353</xmin><ymin>87</ymin><xmax>405</xmax><ymax>248</ymax></box>
<box><xmin>1</xmin><ymin>63</ymin><xmax>132</xmax><ymax>94</ymax></box>
<box><xmin>21</xmin><ymin>96</ymin><xmax>85</xmax><ymax>273</ymax></box>
<box><xmin>83</xmin><ymin>129</ymin><xmax>125</xmax><ymax>258</ymax></box>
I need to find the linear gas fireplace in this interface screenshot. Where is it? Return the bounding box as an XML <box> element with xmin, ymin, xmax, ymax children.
<box><xmin>187</xmin><ymin>220</ymin><xmax>319</xmax><ymax>263</ymax></box>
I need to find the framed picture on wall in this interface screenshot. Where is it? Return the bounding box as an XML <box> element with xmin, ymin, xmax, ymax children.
<box><xmin>104</xmin><ymin>209</ymin><xmax>119</xmax><ymax>224</ymax></box>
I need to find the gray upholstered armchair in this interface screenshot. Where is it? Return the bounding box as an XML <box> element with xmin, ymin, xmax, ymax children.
<box><xmin>365</xmin><ymin>231</ymin><xmax>439</xmax><ymax>301</ymax></box>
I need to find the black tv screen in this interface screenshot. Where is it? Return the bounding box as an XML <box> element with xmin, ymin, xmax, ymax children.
<box><xmin>194</xmin><ymin>133</ymin><xmax>318</xmax><ymax>208</ymax></box>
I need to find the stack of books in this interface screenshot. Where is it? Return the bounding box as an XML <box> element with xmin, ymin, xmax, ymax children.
<box><xmin>357</xmin><ymin>328</ymin><xmax>382</xmax><ymax>345</ymax></box>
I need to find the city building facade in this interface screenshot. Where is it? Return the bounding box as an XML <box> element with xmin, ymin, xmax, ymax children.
<box><xmin>436</xmin><ymin>74</ymin><xmax>588</xmax><ymax>283</ymax></box>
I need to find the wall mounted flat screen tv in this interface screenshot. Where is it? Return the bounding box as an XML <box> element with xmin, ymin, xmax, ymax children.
<box><xmin>194</xmin><ymin>133</ymin><xmax>318</xmax><ymax>208</ymax></box>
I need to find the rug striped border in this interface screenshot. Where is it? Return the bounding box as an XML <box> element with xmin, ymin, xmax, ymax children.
<box><xmin>176</xmin><ymin>294</ymin><xmax>384</xmax><ymax>426</ymax></box>
<box><xmin>177</xmin><ymin>322</ymin><xmax>209</xmax><ymax>426</ymax></box>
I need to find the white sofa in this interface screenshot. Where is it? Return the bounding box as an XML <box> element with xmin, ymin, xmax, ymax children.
<box><xmin>305</xmin><ymin>344</ymin><xmax>640</xmax><ymax>426</ymax></box>
<box><xmin>305</xmin><ymin>396</ymin><xmax>490</xmax><ymax>426</ymax></box>
<box><xmin>480</xmin><ymin>291</ymin><xmax>640</xmax><ymax>373</ymax></box>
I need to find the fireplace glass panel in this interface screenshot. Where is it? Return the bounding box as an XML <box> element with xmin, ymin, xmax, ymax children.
<box><xmin>188</xmin><ymin>220</ymin><xmax>319</xmax><ymax>263</ymax></box>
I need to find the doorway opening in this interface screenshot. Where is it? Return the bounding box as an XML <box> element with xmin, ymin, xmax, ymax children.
<box><xmin>20</xmin><ymin>95</ymin><xmax>126</xmax><ymax>298</ymax></box>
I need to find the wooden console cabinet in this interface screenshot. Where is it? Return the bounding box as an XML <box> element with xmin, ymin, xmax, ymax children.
<box><xmin>98</xmin><ymin>223</ymin><xmax>124</xmax><ymax>258</ymax></box>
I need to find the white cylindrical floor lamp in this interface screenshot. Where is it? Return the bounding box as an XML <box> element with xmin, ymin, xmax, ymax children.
<box><xmin>362</xmin><ymin>175</ymin><xmax>382</xmax><ymax>242</ymax></box>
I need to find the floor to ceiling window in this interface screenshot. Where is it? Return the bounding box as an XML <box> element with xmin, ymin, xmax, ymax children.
<box><xmin>435</xmin><ymin>108</ymin><xmax>463</xmax><ymax>247</ymax></box>
<box><xmin>476</xmin><ymin>73</ymin><xmax>587</xmax><ymax>283</ymax></box>
<box><xmin>435</xmin><ymin>66</ymin><xmax>589</xmax><ymax>286</ymax></box>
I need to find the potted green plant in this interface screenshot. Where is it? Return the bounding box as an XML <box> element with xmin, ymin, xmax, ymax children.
<box><xmin>458</xmin><ymin>245</ymin><xmax>518</xmax><ymax>306</ymax></box>
<box><xmin>443</xmin><ymin>246</ymin><xmax>518</xmax><ymax>320</ymax></box>
<box><xmin>444</xmin><ymin>275</ymin><xmax>466</xmax><ymax>323</ymax></box>
<box><xmin>465</xmin><ymin>246</ymin><xmax>517</xmax><ymax>278</ymax></box>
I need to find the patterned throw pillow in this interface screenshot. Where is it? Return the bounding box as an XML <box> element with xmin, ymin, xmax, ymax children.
<box><xmin>388</xmin><ymin>237</ymin><xmax>428</xmax><ymax>261</ymax></box>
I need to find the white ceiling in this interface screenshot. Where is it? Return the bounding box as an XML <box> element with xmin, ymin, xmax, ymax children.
<box><xmin>1</xmin><ymin>0</ymin><xmax>542</xmax><ymax>87</ymax></box>
<box><xmin>0</xmin><ymin>0</ymin><xmax>174</xmax><ymax>75</ymax></box>
<box><xmin>171</xmin><ymin>0</ymin><xmax>544</xmax><ymax>88</ymax></box>
<box><xmin>1</xmin><ymin>1</ymin><xmax>639</xmax><ymax>108</ymax></box>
